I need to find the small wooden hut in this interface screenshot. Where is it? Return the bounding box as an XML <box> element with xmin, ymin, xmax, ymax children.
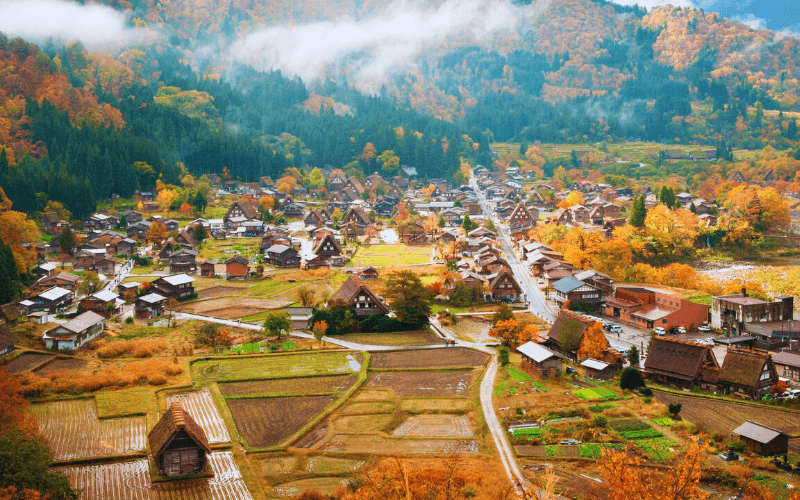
<box><xmin>148</xmin><ymin>404</ymin><xmax>211</xmax><ymax>477</ymax></box>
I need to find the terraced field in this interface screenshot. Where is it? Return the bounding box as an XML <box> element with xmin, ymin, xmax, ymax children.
<box><xmin>166</xmin><ymin>388</ymin><xmax>230</xmax><ymax>444</ymax></box>
<box><xmin>30</xmin><ymin>399</ymin><xmax>146</xmax><ymax>461</ymax></box>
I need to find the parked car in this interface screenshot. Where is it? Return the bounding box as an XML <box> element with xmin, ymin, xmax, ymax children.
<box><xmin>654</xmin><ymin>327</ymin><xmax>666</xmax><ymax>336</ymax></box>
<box><xmin>565</xmin><ymin>366</ymin><xmax>578</xmax><ymax>375</ymax></box>
<box><xmin>560</xmin><ymin>439</ymin><xmax>580</xmax><ymax>445</ymax></box>
<box><xmin>676</xmin><ymin>326</ymin><xmax>687</xmax><ymax>334</ymax></box>
<box><xmin>610</xmin><ymin>325</ymin><xmax>623</xmax><ymax>333</ymax></box>
<box><xmin>698</xmin><ymin>325</ymin><xmax>711</xmax><ymax>332</ymax></box>
<box><xmin>783</xmin><ymin>389</ymin><xmax>800</xmax><ymax>400</ymax></box>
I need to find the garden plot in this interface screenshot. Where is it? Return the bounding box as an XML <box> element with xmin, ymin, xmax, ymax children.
<box><xmin>400</xmin><ymin>399</ymin><xmax>473</xmax><ymax>412</ymax></box>
<box><xmin>30</xmin><ymin>399</ymin><xmax>146</xmax><ymax>461</ymax></box>
<box><xmin>33</xmin><ymin>357</ymin><xmax>87</xmax><ymax>375</ymax></box>
<box><xmin>259</xmin><ymin>455</ymin><xmax>298</xmax><ymax>475</ymax></box>
<box><xmin>370</xmin><ymin>348</ymin><xmax>489</xmax><ymax>369</ymax></box>
<box><xmin>179</xmin><ymin>297</ymin><xmax>289</xmax><ymax>318</ymax></box>
<box><xmin>197</xmin><ymin>286</ymin><xmax>246</xmax><ymax>299</ymax></box>
<box><xmin>220</xmin><ymin>374</ymin><xmax>357</xmax><ymax>397</ymax></box>
<box><xmin>321</xmin><ymin>435</ymin><xmax>479</xmax><ymax>454</ymax></box>
<box><xmin>338</xmin><ymin>331</ymin><xmax>443</xmax><ymax>346</ymax></box>
<box><xmin>166</xmin><ymin>389</ymin><xmax>230</xmax><ymax>444</ymax></box>
<box><xmin>55</xmin><ymin>452</ymin><xmax>253</xmax><ymax>500</ymax></box>
<box><xmin>306</xmin><ymin>456</ymin><xmax>365</xmax><ymax>474</ymax></box>
<box><xmin>194</xmin><ymin>352</ymin><xmax>358</xmax><ymax>383</ymax></box>
<box><xmin>366</xmin><ymin>370</ymin><xmax>477</xmax><ymax>397</ymax></box>
<box><xmin>392</xmin><ymin>414</ymin><xmax>474</xmax><ymax>437</ymax></box>
<box><xmin>227</xmin><ymin>396</ymin><xmax>337</xmax><ymax>448</ymax></box>
<box><xmin>5</xmin><ymin>352</ymin><xmax>54</xmax><ymax>373</ymax></box>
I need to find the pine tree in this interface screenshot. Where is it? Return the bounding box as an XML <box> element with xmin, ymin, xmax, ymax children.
<box><xmin>628</xmin><ymin>195</ymin><xmax>647</xmax><ymax>228</ymax></box>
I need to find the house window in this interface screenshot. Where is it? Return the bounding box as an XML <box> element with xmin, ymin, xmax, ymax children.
<box><xmin>760</xmin><ymin>371</ymin><xmax>771</xmax><ymax>381</ymax></box>
<box><xmin>662</xmin><ymin>319</ymin><xmax>667</xmax><ymax>324</ymax></box>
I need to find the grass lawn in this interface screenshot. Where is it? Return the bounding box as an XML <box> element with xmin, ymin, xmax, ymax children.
<box><xmin>684</xmin><ymin>293</ymin><xmax>712</xmax><ymax>306</ymax></box>
<box><xmin>350</xmin><ymin>244</ymin><xmax>431</xmax><ymax>267</ymax></box>
<box><xmin>199</xmin><ymin>239</ymin><xmax>262</xmax><ymax>261</ymax></box>
<box><xmin>508</xmin><ymin>366</ymin><xmax>533</xmax><ymax>382</ymax></box>
<box><xmin>192</xmin><ymin>351</ymin><xmax>356</xmax><ymax>382</ymax></box>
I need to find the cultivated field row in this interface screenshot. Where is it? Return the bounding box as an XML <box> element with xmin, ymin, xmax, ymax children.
<box><xmin>55</xmin><ymin>452</ymin><xmax>253</xmax><ymax>500</ymax></box>
<box><xmin>31</xmin><ymin>399</ymin><xmax>146</xmax><ymax>461</ymax></box>
<box><xmin>166</xmin><ymin>389</ymin><xmax>230</xmax><ymax>444</ymax></box>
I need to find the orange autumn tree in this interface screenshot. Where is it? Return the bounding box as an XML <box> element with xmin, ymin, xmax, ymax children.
<box><xmin>489</xmin><ymin>318</ymin><xmax>527</xmax><ymax>347</ymax></box>
<box><xmin>576</xmin><ymin>322</ymin><xmax>608</xmax><ymax>361</ymax></box>
<box><xmin>557</xmin><ymin>190</ymin><xmax>585</xmax><ymax>209</ymax></box>
<box><xmin>146</xmin><ymin>221</ymin><xmax>167</xmax><ymax>244</ymax></box>
<box><xmin>0</xmin><ymin>188</ymin><xmax>39</xmax><ymax>273</ymax></box>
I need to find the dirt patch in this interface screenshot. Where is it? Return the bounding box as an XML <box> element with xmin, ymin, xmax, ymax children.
<box><xmin>220</xmin><ymin>375</ymin><xmax>357</xmax><ymax>397</ymax></box>
<box><xmin>654</xmin><ymin>392</ymin><xmax>800</xmax><ymax>452</ymax></box>
<box><xmin>227</xmin><ymin>396</ymin><xmax>336</xmax><ymax>448</ymax></box>
<box><xmin>294</xmin><ymin>420</ymin><xmax>330</xmax><ymax>449</ymax></box>
<box><xmin>259</xmin><ymin>455</ymin><xmax>298</xmax><ymax>475</ymax></box>
<box><xmin>206</xmin><ymin>306</ymin><xmax>265</xmax><ymax>319</ymax></box>
<box><xmin>4</xmin><ymin>353</ymin><xmax>54</xmax><ymax>373</ymax></box>
<box><xmin>341</xmin><ymin>401</ymin><xmax>396</xmax><ymax>414</ymax></box>
<box><xmin>273</xmin><ymin>477</ymin><xmax>350</xmax><ymax>498</ymax></box>
<box><xmin>366</xmin><ymin>370</ymin><xmax>477</xmax><ymax>397</ymax></box>
<box><xmin>370</xmin><ymin>348</ymin><xmax>489</xmax><ymax>369</ymax></box>
<box><xmin>197</xmin><ymin>286</ymin><xmax>246</xmax><ymax>298</ymax></box>
<box><xmin>392</xmin><ymin>414</ymin><xmax>474</xmax><ymax>437</ymax></box>
<box><xmin>339</xmin><ymin>330</ymin><xmax>444</xmax><ymax>346</ymax></box>
<box><xmin>400</xmin><ymin>399</ymin><xmax>473</xmax><ymax>412</ymax></box>
<box><xmin>450</xmin><ymin>318</ymin><xmax>493</xmax><ymax>343</ymax></box>
<box><xmin>33</xmin><ymin>357</ymin><xmax>86</xmax><ymax>375</ymax></box>
<box><xmin>517</xmin><ymin>445</ymin><xmax>547</xmax><ymax>456</ymax></box>
<box><xmin>306</xmin><ymin>456</ymin><xmax>365</xmax><ymax>474</ymax></box>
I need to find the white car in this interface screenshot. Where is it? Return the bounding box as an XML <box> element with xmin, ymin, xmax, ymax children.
<box><xmin>676</xmin><ymin>326</ymin><xmax>687</xmax><ymax>334</ymax></box>
<box><xmin>697</xmin><ymin>325</ymin><xmax>711</xmax><ymax>332</ymax></box>
<box><xmin>654</xmin><ymin>327</ymin><xmax>666</xmax><ymax>336</ymax></box>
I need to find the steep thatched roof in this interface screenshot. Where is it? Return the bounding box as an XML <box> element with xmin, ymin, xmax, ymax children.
<box><xmin>644</xmin><ymin>337</ymin><xmax>719</xmax><ymax>382</ymax></box>
<box><xmin>546</xmin><ymin>310</ymin><xmax>595</xmax><ymax>349</ymax></box>
<box><xmin>719</xmin><ymin>349</ymin><xmax>774</xmax><ymax>389</ymax></box>
<box><xmin>148</xmin><ymin>403</ymin><xmax>211</xmax><ymax>458</ymax></box>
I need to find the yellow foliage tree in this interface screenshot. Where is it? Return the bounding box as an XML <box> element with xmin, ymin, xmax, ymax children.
<box><xmin>577</xmin><ymin>322</ymin><xmax>609</xmax><ymax>361</ymax></box>
<box><xmin>0</xmin><ymin>188</ymin><xmax>39</xmax><ymax>273</ymax></box>
<box><xmin>557</xmin><ymin>190</ymin><xmax>585</xmax><ymax>209</ymax></box>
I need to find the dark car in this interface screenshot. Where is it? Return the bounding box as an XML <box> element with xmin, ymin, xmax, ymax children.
<box><xmin>565</xmin><ymin>366</ymin><xmax>578</xmax><ymax>375</ymax></box>
<box><xmin>720</xmin><ymin>451</ymin><xmax>739</xmax><ymax>462</ymax></box>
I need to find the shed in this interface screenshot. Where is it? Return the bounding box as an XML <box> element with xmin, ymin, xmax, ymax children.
<box><xmin>581</xmin><ymin>358</ymin><xmax>614</xmax><ymax>380</ymax></box>
<box><xmin>148</xmin><ymin>404</ymin><xmax>211</xmax><ymax>477</ymax></box>
<box><xmin>224</xmin><ymin>256</ymin><xmax>250</xmax><ymax>280</ymax></box>
<box><xmin>732</xmin><ymin>420</ymin><xmax>789</xmax><ymax>456</ymax></box>
<box><xmin>200</xmin><ymin>261</ymin><xmax>217</xmax><ymax>277</ymax></box>
<box><xmin>517</xmin><ymin>341</ymin><xmax>561</xmax><ymax>379</ymax></box>
<box><xmin>0</xmin><ymin>323</ymin><xmax>13</xmax><ymax>356</ymax></box>
<box><xmin>282</xmin><ymin>307</ymin><xmax>314</xmax><ymax>330</ymax></box>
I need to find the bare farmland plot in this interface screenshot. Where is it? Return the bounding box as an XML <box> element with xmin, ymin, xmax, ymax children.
<box><xmin>166</xmin><ymin>388</ymin><xmax>230</xmax><ymax>444</ymax></box>
<box><xmin>273</xmin><ymin>477</ymin><xmax>349</xmax><ymax>498</ymax></box>
<box><xmin>366</xmin><ymin>370</ymin><xmax>477</xmax><ymax>397</ymax></box>
<box><xmin>391</xmin><ymin>415</ymin><xmax>474</xmax><ymax>437</ymax></box>
<box><xmin>193</xmin><ymin>352</ymin><xmax>357</xmax><ymax>383</ymax></box>
<box><xmin>370</xmin><ymin>348</ymin><xmax>489</xmax><ymax>369</ymax></box>
<box><xmin>55</xmin><ymin>452</ymin><xmax>253</xmax><ymax>500</ymax></box>
<box><xmin>5</xmin><ymin>353</ymin><xmax>54</xmax><ymax>373</ymax></box>
<box><xmin>227</xmin><ymin>396</ymin><xmax>337</xmax><ymax>448</ymax></box>
<box><xmin>219</xmin><ymin>374</ymin><xmax>357</xmax><ymax>397</ymax></box>
<box><xmin>31</xmin><ymin>399</ymin><xmax>146</xmax><ymax>461</ymax></box>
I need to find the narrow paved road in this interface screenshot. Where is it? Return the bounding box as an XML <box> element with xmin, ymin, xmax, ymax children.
<box><xmin>470</xmin><ymin>174</ymin><xmax>557</xmax><ymax>324</ymax></box>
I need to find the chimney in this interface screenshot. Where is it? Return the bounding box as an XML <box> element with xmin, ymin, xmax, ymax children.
<box><xmin>742</xmin><ymin>287</ymin><xmax>747</xmax><ymax>297</ymax></box>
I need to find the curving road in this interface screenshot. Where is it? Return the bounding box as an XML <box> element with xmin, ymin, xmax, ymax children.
<box><xmin>469</xmin><ymin>174</ymin><xmax>557</xmax><ymax>324</ymax></box>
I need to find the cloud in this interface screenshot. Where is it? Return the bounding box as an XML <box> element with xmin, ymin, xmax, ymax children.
<box><xmin>731</xmin><ymin>13</ymin><xmax>767</xmax><ymax>30</ymax></box>
<box><xmin>228</xmin><ymin>0</ymin><xmax>522</xmax><ymax>92</ymax></box>
<box><xmin>0</xmin><ymin>0</ymin><xmax>153</xmax><ymax>49</ymax></box>
<box><xmin>607</xmin><ymin>0</ymin><xmax>695</xmax><ymax>9</ymax></box>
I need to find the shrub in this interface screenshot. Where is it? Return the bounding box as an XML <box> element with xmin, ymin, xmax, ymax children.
<box><xmin>592</xmin><ymin>415</ymin><xmax>608</xmax><ymax>428</ymax></box>
<box><xmin>147</xmin><ymin>374</ymin><xmax>167</xmax><ymax>385</ymax></box>
<box><xmin>498</xmin><ymin>347</ymin><xmax>509</xmax><ymax>367</ymax></box>
<box><xmin>643</xmin><ymin>397</ymin><xmax>652</xmax><ymax>404</ymax></box>
<box><xmin>639</xmin><ymin>387</ymin><xmax>653</xmax><ymax>397</ymax></box>
<box><xmin>668</xmin><ymin>402</ymin><xmax>682</xmax><ymax>417</ymax></box>
<box><xmin>727</xmin><ymin>439</ymin><xmax>747</xmax><ymax>453</ymax></box>
<box><xmin>620</xmin><ymin>367</ymin><xmax>645</xmax><ymax>390</ymax></box>
<box><xmin>125</xmin><ymin>316</ymin><xmax>134</xmax><ymax>324</ymax></box>
<box><xmin>165</xmin><ymin>364</ymin><xmax>183</xmax><ymax>376</ymax></box>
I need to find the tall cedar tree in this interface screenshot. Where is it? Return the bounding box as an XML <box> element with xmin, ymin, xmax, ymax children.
<box><xmin>0</xmin><ymin>236</ymin><xmax>21</xmax><ymax>303</ymax></box>
<box><xmin>628</xmin><ymin>195</ymin><xmax>647</xmax><ymax>228</ymax></box>
<box><xmin>58</xmin><ymin>226</ymin><xmax>76</xmax><ymax>255</ymax></box>
<box><xmin>383</xmin><ymin>270</ymin><xmax>432</xmax><ymax>327</ymax></box>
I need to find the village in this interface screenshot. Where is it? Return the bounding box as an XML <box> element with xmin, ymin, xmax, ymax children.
<box><xmin>3</xmin><ymin>161</ymin><xmax>800</xmax><ymax>500</ymax></box>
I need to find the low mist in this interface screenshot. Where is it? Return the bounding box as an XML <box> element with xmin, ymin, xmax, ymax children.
<box><xmin>228</xmin><ymin>0</ymin><xmax>521</xmax><ymax>92</ymax></box>
<box><xmin>0</xmin><ymin>0</ymin><xmax>155</xmax><ymax>49</ymax></box>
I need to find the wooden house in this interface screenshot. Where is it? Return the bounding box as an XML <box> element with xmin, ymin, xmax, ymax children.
<box><xmin>328</xmin><ymin>171</ymin><xmax>347</xmax><ymax>191</ymax></box>
<box><xmin>488</xmin><ymin>269</ymin><xmax>522</xmax><ymax>302</ymax></box>
<box><xmin>543</xmin><ymin>309</ymin><xmax>596</xmax><ymax>356</ymax></box>
<box><xmin>397</xmin><ymin>220</ymin><xmax>427</xmax><ymax>243</ymax></box>
<box><xmin>148</xmin><ymin>404</ymin><xmax>211</xmax><ymax>477</ymax></box>
<box><xmin>29</xmin><ymin>287</ymin><xmax>74</xmax><ymax>313</ymax></box>
<box><xmin>643</xmin><ymin>337</ymin><xmax>720</xmax><ymax>390</ymax></box>
<box><xmin>0</xmin><ymin>323</ymin><xmax>13</xmax><ymax>356</ymax></box>
<box><xmin>507</xmin><ymin>201</ymin><xmax>538</xmax><ymax>240</ymax></box>
<box><xmin>118</xmin><ymin>282</ymin><xmax>140</xmax><ymax>301</ymax></box>
<box><xmin>517</xmin><ymin>341</ymin><xmax>561</xmax><ymax>379</ymax></box>
<box><xmin>552</xmin><ymin>276</ymin><xmax>602</xmax><ymax>310</ymax></box>
<box><xmin>200</xmin><ymin>261</ymin><xmax>217</xmax><ymax>277</ymax></box>
<box><xmin>330</xmin><ymin>275</ymin><xmax>388</xmax><ymax>317</ymax></box>
<box><xmin>581</xmin><ymin>358</ymin><xmax>615</xmax><ymax>381</ymax></box>
<box><xmin>313</xmin><ymin>233</ymin><xmax>343</xmax><ymax>260</ymax></box>
<box><xmin>134</xmin><ymin>293</ymin><xmax>167</xmax><ymax>319</ymax></box>
<box><xmin>265</xmin><ymin>244</ymin><xmax>300</xmax><ymax>268</ymax></box>
<box><xmin>80</xmin><ymin>290</ymin><xmax>121</xmax><ymax>317</ymax></box>
<box><xmin>225</xmin><ymin>256</ymin><xmax>250</xmax><ymax>280</ymax></box>
<box><xmin>168</xmin><ymin>248</ymin><xmax>198</xmax><ymax>274</ymax></box>
<box><xmin>732</xmin><ymin>421</ymin><xmax>789</xmax><ymax>457</ymax></box>
<box><xmin>224</xmin><ymin>200</ymin><xmax>257</xmax><ymax>228</ymax></box>
<box><xmin>340</xmin><ymin>208</ymin><xmax>370</xmax><ymax>235</ymax></box>
<box><xmin>359</xmin><ymin>267</ymin><xmax>379</xmax><ymax>280</ymax></box>
<box><xmin>42</xmin><ymin>311</ymin><xmax>105</xmax><ymax>351</ymax></box>
<box><xmin>718</xmin><ymin>349</ymin><xmax>778</xmax><ymax>399</ymax></box>
<box><xmin>150</xmin><ymin>274</ymin><xmax>195</xmax><ymax>300</ymax></box>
